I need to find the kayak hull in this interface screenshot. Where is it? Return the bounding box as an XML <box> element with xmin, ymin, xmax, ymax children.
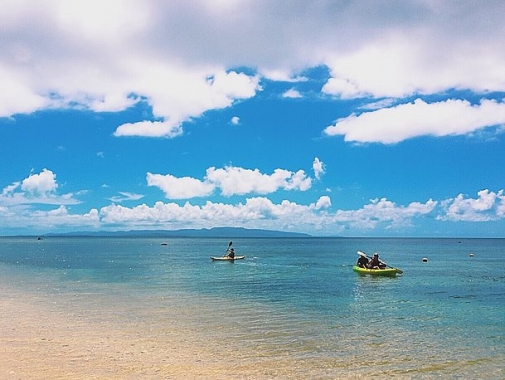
<box><xmin>353</xmin><ymin>265</ymin><xmax>397</xmax><ymax>277</ymax></box>
<box><xmin>210</xmin><ymin>255</ymin><xmax>246</xmax><ymax>261</ymax></box>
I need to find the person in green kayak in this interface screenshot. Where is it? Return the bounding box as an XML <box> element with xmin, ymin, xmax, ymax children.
<box><xmin>357</xmin><ymin>255</ymin><xmax>369</xmax><ymax>268</ymax></box>
<box><xmin>367</xmin><ymin>252</ymin><xmax>385</xmax><ymax>269</ymax></box>
<box><xmin>227</xmin><ymin>248</ymin><xmax>235</xmax><ymax>259</ymax></box>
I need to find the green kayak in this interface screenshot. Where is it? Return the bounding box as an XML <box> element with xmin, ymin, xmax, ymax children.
<box><xmin>353</xmin><ymin>265</ymin><xmax>398</xmax><ymax>277</ymax></box>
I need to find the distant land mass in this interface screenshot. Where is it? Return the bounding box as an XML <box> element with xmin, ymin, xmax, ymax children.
<box><xmin>45</xmin><ymin>227</ymin><xmax>311</xmax><ymax>238</ymax></box>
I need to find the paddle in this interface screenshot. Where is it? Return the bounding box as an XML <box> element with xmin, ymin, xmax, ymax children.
<box><xmin>223</xmin><ymin>241</ymin><xmax>233</xmax><ymax>257</ymax></box>
<box><xmin>357</xmin><ymin>251</ymin><xmax>403</xmax><ymax>274</ymax></box>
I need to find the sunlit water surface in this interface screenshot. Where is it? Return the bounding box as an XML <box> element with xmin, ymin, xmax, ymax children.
<box><xmin>1</xmin><ymin>237</ymin><xmax>504</xmax><ymax>379</ymax></box>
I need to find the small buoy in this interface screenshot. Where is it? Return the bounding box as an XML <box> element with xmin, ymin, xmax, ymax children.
<box><xmin>469</xmin><ymin>253</ymin><xmax>474</xmax><ymax>257</ymax></box>
<box><xmin>422</xmin><ymin>257</ymin><xmax>428</xmax><ymax>263</ymax></box>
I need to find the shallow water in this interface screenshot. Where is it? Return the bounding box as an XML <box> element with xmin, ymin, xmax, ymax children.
<box><xmin>1</xmin><ymin>237</ymin><xmax>504</xmax><ymax>379</ymax></box>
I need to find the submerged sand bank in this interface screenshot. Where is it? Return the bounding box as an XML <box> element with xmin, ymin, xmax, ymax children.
<box><xmin>1</xmin><ymin>291</ymin><xmax>288</xmax><ymax>378</ymax></box>
<box><xmin>2</xmin><ymin>268</ymin><xmax>498</xmax><ymax>379</ymax></box>
<box><xmin>0</xmin><ymin>280</ymin><xmax>339</xmax><ymax>379</ymax></box>
<box><xmin>1</xmin><ymin>289</ymin><xmax>208</xmax><ymax>379</ymax></box>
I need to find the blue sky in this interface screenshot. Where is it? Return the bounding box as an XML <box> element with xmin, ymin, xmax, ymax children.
<box><xmin>1</xmin><ymin>1</ymin><xmax>505</xmax><ymax>237</ymax></box>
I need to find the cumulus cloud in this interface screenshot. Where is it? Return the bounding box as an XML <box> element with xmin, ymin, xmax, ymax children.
<box><xmin>324</xmin><ymin>98</ymin><xmax>505</xmax><ymax>144</ymax></box>
<box><xmin>114</xmin><ymin>121</ymin><xmax>183</xmax><ymax>138</ymax></box>
<box><xmin>0</xmin><ymin>1</ymin><xmax>261</xmax><ymax>136</ymax></box>
<box><xmin>0</xmin><ymin>205</ymin><xmax>100</xmax><ymax>231</ymax></box>
<box><xmin>314</xmin><ymin>195</ymin><xmax>331</xmax><ymax>210</ymax></box>
<box><xmin>2</xmin><ymin>1</ymin><xmax>505</xmax><ymax>237</ymax></box>
<box><xmin>146</xmin><ymin>165</ymin><xmax>313</xmax><ymax>200</ymax></box>
<box><xmin>3</xmin><ymin>188</ymin><xmax>504</xmax><ymax>235</ymax></box>
<box><xmin>0</xmin><ymin>169</ymin><xmax>79</xmax><ymax>205</ymax></box>
<box><xmin>98</xmin><ymin>196</ymin><xmax>332</xmax><ymax>230</ymax></box>
<box><xmin>230</xmin><ymin>116</ymin><xmax>240</xmax><ymax>125</ymax></box>
<box><xmin>91</xmin><ymin>195</ymin><xmax>436</xmax><ymax>233</ymax></box>
<box><xmin>282</xmin><ymin>89</ymin><xmax>302</xmax><ymax>99</ymax></box>
<box><xmin>333</xmin><ymin>198</ymin><xmax>438</xmax><ymax>229</ymax></box>
<box><xmin>312</xmin><ymin>157</ymin><xmax>326</xmax><ymax>180</ymax></box>
<box><xmin>438</xmin><ymin>189</ymin><xmax>505</xmax><ymax>222</ymax></box>
<box><xmin>21</xmin><ymin>168</ymin><xmax>58</xmax><ymax>195</ymax></box>
<box><xmin>36</xmin><ymin>206</ymin><xmax>99</xmax><ymax>226</ymax></box>
<box><xmin>320</xmin><ymin>4</ymin><xmax>505</xmax><ymax>99</ymax></box>
<box><xmin>2</xmin><ymin>182</ymin><xmax>21</xmax><ymax>197</ymax></box>
<box><xmin>205</xmin><ymin>166</ymin><xmax>312</xmax><ymax>196</ymax></box>
<box><xmin>2</xmin><ymin>1</ymin><xmax>504</xmax><ymax>142</ymax></box>
<box><xmin>146</xmin><ymin>173</ymin><xmax>215</xmax><ymax>199</ymax></box>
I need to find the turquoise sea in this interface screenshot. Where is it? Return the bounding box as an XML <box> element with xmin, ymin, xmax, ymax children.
<box><xmin>1</xmin><ymin>237</ymin><xmax>504</xmax><ymax>379</ymax></box>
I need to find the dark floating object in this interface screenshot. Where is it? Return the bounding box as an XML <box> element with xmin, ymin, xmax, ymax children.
<box><xmin>422</xmin><ymin>257</ymin><xmax>428</xmax><ymax>263</ymax></box>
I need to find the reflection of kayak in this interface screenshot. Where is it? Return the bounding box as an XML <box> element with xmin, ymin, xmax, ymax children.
<box><xmin>210</xmin><ymin>255</ymin><xmax>246</xmax><ymax>261</ymax></box>
<box><xmin>353</xmin><ymin>265</ymin><xmax>398</xmax><ymax>277</ymax></box>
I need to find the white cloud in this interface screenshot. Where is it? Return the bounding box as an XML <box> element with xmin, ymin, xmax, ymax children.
<box><xmin>0</xmin><ymin>169</ymin><xmax>79</xmax><ymax>206</ymax></box>
<box><xmin>4</xmin><ymin>188</ymin><xmax>505</xmax><ymax>235</ymax></box>
<box><xmin>1</xmin><ymin>1</ymin><xmax>261</xmax><ymax>137</ymax></box>
<box><xmin>230</xmin><ymin>116</ymin><xmax>240</xmax><ymax>125</ymax></box>
<box><xmin>314</xmin><ymin>195</ymin><xmax>331</xmax><ymax>210</ymax></box>
<box><xmin>98</xmin><ymin>196</ymin><xmax>333</xmax><ymax>230</ymax></box>
<box><xmin>93</xmin><ymin>195</ymin><xmax>436</xmax><ymax>233</ymax></box>
<box><xmin>321</xmin><ymin>5</ymin><xmax>505</xmax><ymax>99</ymax></box>
<box><xmin>108</xmin><ymin>192</ymin><xmax>144</xmax><ymax>203</ymax></box>
<box><xmin>324</xmin><ymin>98</ymin><xmax>505</xmax><ymax>144</ymax></box>
<box><xmin>260</xmin><ymin>69</ymin><xmax>308</xmax><ymax>82</ymax></box>
<box><xmin>110</xmin><ymin>70</ymin><xmax>260</xmax><ymax>138</ymax></box>
<box><xmin>0</xmin><ymin>67</ymin><xmax>50</xmax><ymax>117</ymax></box>
<box><xmin>21</xmin><ymin>168</ymin><xmax>58</xmax><ymax>195</ymax></box>
<box><xmin>312</xmin><ymin>157</ymin><xmax>326</xmax><ymax>180</ymax></box>
<box><xmin>205</xmin><ymin>166</ymin><xmax>312</xmax><ymax>196</ymax></box>
<box><xmin>0</xmin><ymin>203</ymin><xmax>99</xmax><ymax>234</ymax></box>
<box><xmin>333</xmin><ymin>198</ymin><xmax>438</xmax><ymax>229</ymax></box>
<box><xmin>146</xmin><ymin>165</ymin><xmax>313</xmax><ymax>199</ymax></box>
<box><xmin>322</xmin><ymin>76</ymin><xmax>367</xmax><ymax>99</ymax></box>
<box><xmin>27</xmin><ymin>206</ymin><xmax>99</xmax><ymax>229</ymax></box>
<box><xmin>2</xmin><ymin>182</ymin><xmax>20</xmax><ymax>196</ymax></box>
<box><xmin>146</xmin><ymin>172</ymin><xmax>215</xmax><ymax>200</ymax></box>
<box><xmin>2</xmin><ymin>1</ymin><xmax>504</xmax><ymax>138</ymax></box>
<box><xmin>114</xmin><ymin>121</ymin><xmax>183</xmax><ymax>138</ymax></box>
<box><xmin>438</xmin><ymin>189</ymin><xmax>505</xmax><ymax>222</ymax></box>
<box><xmin>282</xmin><ymin>88</ymin><xmax>302</xmax><ymax>99</ymax></box>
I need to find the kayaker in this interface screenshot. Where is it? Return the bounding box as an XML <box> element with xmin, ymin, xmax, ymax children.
<box><xmin>227</xmin><ymin>248</ymin><xmax>235</xmax><ymax>259</ymax></box>
<box><xmin>357</xmin><ymin>255</ymin><xmax>369</xmax><ymax>268</ymax></box>
<box><xmin>367</xmin><ymin>253</ymin><xmax>384</xmax><ymax>269</ymax></box>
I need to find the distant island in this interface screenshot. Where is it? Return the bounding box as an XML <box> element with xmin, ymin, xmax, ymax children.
<box><xmin>45</xmin><ymin>227</ymin><xmax>311</xmax><ymax>238</ymax></box>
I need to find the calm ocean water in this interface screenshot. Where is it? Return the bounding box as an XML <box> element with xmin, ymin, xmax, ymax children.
<box><xmin>1</xmin><ymin>236</ymin><xmax>504</xmax><ymax>378</ymax></box>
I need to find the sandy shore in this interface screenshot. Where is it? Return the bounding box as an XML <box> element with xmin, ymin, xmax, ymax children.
<box><xmin>1</xmin><ymin>275</ymin><xmax>500</xmax><ymax>379</ymax></box>
<box><xmin>0</xmin><ymin>280</ymin><xmax>338</xmax><ymax>380</ymax></box>
<box><xmin>1</xmin><ymin>289</ymin><xmax>212</xmax><ymax>379</ymax></box>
